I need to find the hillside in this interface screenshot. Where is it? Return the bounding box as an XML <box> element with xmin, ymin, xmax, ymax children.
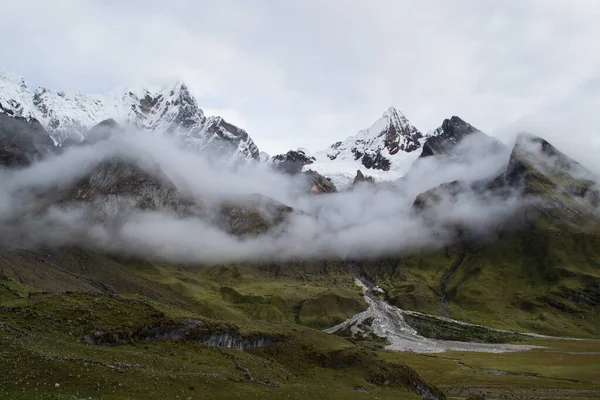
<box><xmin>1</xmin><ymin>75</ymin><xmax>599</xmax><ymax>399</ymax></box>
<box><xmin>370</xmin><ymin>134</ymin><xmax>600</xmax><ymax>337</ymax></box>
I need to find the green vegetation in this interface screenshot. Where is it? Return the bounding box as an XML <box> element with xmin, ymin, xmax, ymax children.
<box><xmin>365</xmin><ymin>218</ymin><xmax>600</xmax><ymax>338</ymax></box>
<box><xmin>0</xmin><ymin>238</ymin><xmax>599</xmax><ymax>399</ymax></box>
<box><xmin>402</xmin><ymin>313</ymin><xmax>525</xmax><ymax>344</ymax></box>
<box><xmin>2</xmin><ymin>139</ymin><xmax>600</xmax><ymax>398</ymax></box>
<box><xmin>0</xmin><ymin>277</ymin><xmax>434</xmax><ymax>400</ymax></box>
<box><xmin>383</xmin><ymin>337</ymin><xmax>600</xmax><ymax>399</ymax></box>
<box><xmin>366</xmin><ymin>142</ymin><xmax>600</xmax><ymax>339</ymax></box>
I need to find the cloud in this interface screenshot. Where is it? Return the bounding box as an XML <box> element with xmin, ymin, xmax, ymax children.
<box><xmin>500</xmin><ymin>77</ymin><xmax>600</xmax><ymax>174</ymax></box>
<box><xmin>1</xmin><ymin>0</ymin><xmax>599</xmax><ymax>156</ymax></box>
<box><xmin>0</xmin><ymin>128</ymin><xmax>531</xmax><ymax>263</ymax></box>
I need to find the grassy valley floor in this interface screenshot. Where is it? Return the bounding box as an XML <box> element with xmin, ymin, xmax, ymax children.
<box><xmin>384</xmin><ymin>338</ymin><xmax>600</xmax><ymax>399</ymax></box>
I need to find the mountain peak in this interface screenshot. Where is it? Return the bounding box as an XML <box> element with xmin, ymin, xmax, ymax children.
<box><xmin>0</xmin><ymin>69</ymin><xmax>261</xmax><ymax>162</ymax></box>
<box><xmin>0</xmin><ymin>69</ymin><xmax>28</xmax><ymax>90</ymax></box>
<box><xmin>420</xmin><ymin>116</ymin><xmax>493</xmax><ymax>158</ymax></box>
<box><xmin>505</xmin><ymin>133</ymin><xmax>599</xmax><ymax>218</ymax></box>
<box><xmin>323</xmin><ymin>107</ymin><xmax>424</xmax><ymax>169</ymax></box>
<box><xmin>511</xmin><ymin>132</ymin><xmax>592</xmax><ymax>180</ymax></box>
<box><xmin>382</xmin><ymin>105</ymin><xmax>403</xmax><ymax>118</ymax></box>
<box><xmin>300</xmin><ymin>108</ymin><xmax>426</xmax><ymax>188</ymax></box>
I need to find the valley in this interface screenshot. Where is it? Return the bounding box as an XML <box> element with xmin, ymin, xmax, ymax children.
<box><xmin>0</xmin><ymin>248</ymin><xmax>598</xmax><ymax>399</ymax></box>
<box><xmin>1</xmin><ymin>69</ymin><xmax>599</xmax><ymax>399</ymax></box>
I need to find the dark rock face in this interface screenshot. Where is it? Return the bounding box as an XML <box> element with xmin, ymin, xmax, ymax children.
<box><xmin>201</xmin><ymin>117</ymin><xmax>260</xmax><ymax>160</ymax></box>
<box><xmin>420</xmin><ymin>116</ymin><xmax>491</xmax><ymax>158</ymax></box>
<box><xmin>360</xmin><ymin>151</ymin><xmax>391</xmax><ymax>171</ymax></box>
<box><xmin>382</xmin><ymin>111</ymin><xmax>423</xmax><ymax>155</ymax></box>
<box><xmin>51</xmin><ymin>157</ymin><xmax>291</xmax><ymax>236</ymax></box>
<box><xmin>305</xmin><ymin>170</ymin><xmax>337</xmax><ymax>194</ymax></box>
<box><xmin>353</xmin><ymin>170</ymin><xmax>375</xmax><ymax>185</ymax></box>
<box><xmin>82</xmin><ymin>119</ymin><xmax>122</xmax><ymax>145</ymax></box>
<box><xmin>272</xmin><ymin>149</ymin><xmax>315</xmax><ymax>174</ymax></box>
<box><xmin>217</xmin><ymin>195</ymin><xmax>294</xmax><ymax>236</ymax></box>
<box><xmin>504</xmin><ymin>133</ymin><xmax>600</xmax><ymax>217</ymax></box>
<box><xmin>36</xmin><ymin>157</ymin><xmax>202</xmax><ymax>229</ymax></box>
<box><xmin>82</xmin><ymin>318</ymin><xmax>279</xmax><ymax>351</ymax></box>
<box><xmin>0</xmin><ymin>114</ymin><xmax>55</xmax><ymax>167</ymax></box>
<box><xmin>170</xmin><ymin>84</ymin><xmax>203</xmax><ymax>130</ymax></box>
<box><xmin>69</xmin><ymin>158</ymin><xmax>187</xmax><ymax>213</ymax></box>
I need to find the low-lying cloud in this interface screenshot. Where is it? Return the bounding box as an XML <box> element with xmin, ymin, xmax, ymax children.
<box><xmin>0</xmin><ymin>128</ymin><xmax>576</xmax><ymax>264</ymax></box>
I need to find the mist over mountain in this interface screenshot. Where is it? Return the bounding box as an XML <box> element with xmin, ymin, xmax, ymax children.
<box><xmin>2</xmin><ymin>72</ymin><xmax>598</xmax><ymax>264</ymax></box>
<box><xmin>2</xmin><ymin>66</ymin><xmax>600</xmax><ymax>400</ymax></box>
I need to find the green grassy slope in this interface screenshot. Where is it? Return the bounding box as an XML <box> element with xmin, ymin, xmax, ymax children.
<box><xmin>367</xmin><ymin>135</ymin><xmax>600</xmax><ymax>338</ymax></box>
<box><xmin>0</xmin><ymin>275</ymin><xmax>439</xmax><ymax>400</ymax></box>
<box><xmin>363</xmin><ymin>217</ymin><xmax>600</xmax><ymax>337</ymax></box>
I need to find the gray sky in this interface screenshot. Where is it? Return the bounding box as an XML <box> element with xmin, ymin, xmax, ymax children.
<box><xmin>2</xmin><ymin>0</ymin><xmax>600</xmax><ymax>160</ymax></box>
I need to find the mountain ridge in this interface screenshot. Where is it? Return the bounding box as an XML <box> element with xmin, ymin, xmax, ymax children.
<box><xmin>278</xmin><ymin>107</ymin><xmax>439</xmax><ymax>187</ymax></box>
<box><xmin>0</xmin><ymin>69</ymin><xmax>259</xmax><ymax>161</ymax></box>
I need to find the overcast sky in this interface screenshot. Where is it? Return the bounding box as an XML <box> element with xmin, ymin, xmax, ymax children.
<box><xmin>1</xmin><ymin>0</ymin><xmax>599</xmax><ymax>162</ymax></box>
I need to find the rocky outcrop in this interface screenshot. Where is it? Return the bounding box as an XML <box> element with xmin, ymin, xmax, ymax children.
<box><xmin>352</xmin><ymin>170</ymin><xmax>375</xmax><ymax>185</ymax></box>
<box><xmin>272</xmin><ymin>149</ymin><xmax>315</xmax><ymax>174</ymax></box>
<box><xmin>217</xmin><ymin>194</ymin><xmax>294</xmax><ymax>235</ymax></box>
<box><xmin>198</xmin><ymin>117</ymin><xmax>260</xmax><ymax>160</ymax></box>
<box><xmin>201</xmin><ymin>332</ymin><xmax>277</xmax><ymax>351</ymax></box>
<box><xmin>67</xmin><ymin>157</ymin><xmax>190</xmax><ymax>213</ymax></box>
<box><xmin>305</xmin><ymin>170</ymin><xmax>337</xmax><ymax>194</ymax></box>
<box><xmin>82</xmin><ymin>318</ymin><xmax>279</xmax><ymax>351</ymax></box>
<box><xmin>0</xmin><ymin>113</ymin><xmax>55</xmax><ymax>167</ymax></box>
<box><xmin>420</xmin><ymin>116</ymin><xmax>504</xmax><ymax>158</ymax></box>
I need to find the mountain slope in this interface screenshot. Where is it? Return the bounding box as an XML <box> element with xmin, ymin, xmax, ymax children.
<box><xmin>0</xmin><ymin>113</ymin><xmax>55</xmax><ymax>167</ymax></box>
<box><xmin>0</xmin><ymin>247</ymin><xmax>448</xmax><ymax>400</ymax></box>
<box><xmin>367</xmin><ymin>134</ymin><xmax>600</xmax><ymax>337</ymax></box>
<box><xmin>420</xmin><ymin>116</ymin><xmax>505</xmax><ymax>159</ymax></box>
<box><xmin>0</xmin><ymin>70</ymin><xmax>259</xmax><ymax>160</ymax></box>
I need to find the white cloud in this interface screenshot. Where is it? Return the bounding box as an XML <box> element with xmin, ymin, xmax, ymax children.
<box><xmin>1</xmin><ymin>0</ymin><xmax>599</xmax><ymax>156</ymax></box>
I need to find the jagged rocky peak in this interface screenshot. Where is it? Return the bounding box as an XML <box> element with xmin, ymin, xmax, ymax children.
<box><xmin>324</xmin><ymin>106</ymin><xmax>424</xmax><ymax>171</ymax></box>
<box><xmin>0</xmin><ymin>70</ymin><xmax>30</xmax><ymax>116</ymax></box>
<box><xmin>510</xmin><ymin>133</ymin><xmax>591</xmax><ymax>178</ymax></box>
<box><xmin>353</xmin><ymin>170</ymin><xmax>375</xmax><ymax>185</ymax></box>
<box><xmin>272</xmin><ymin>148</ymin><xmax>315</xmax><ymax>174</ymax></box>
<box><xmin>0</xmin><ymin>69</ymin><xmax>261</xmax><ymax>162</ymax></box>
<box><xmin>199</xmin><ymin>116</ymin><xmax>260</xmax><ymax>161</ymax></box>
<box><xmin>126</xmin><ymin>81</ymin><xmax>205</xmax><ymax>133</ymax></box>
<box><xmin>420</xmin><ymin>116</ymin><xmax>505</xmax><ymax>159</ymax></box>
<box><xmin>504</xmin><ymin>133</ymin><xmax>599</xmax><ymax>211</ymax></box>
<box><xmin>379</xmin><ymin>106</ymin><xmax>423</xmax><ymax>154</ymax></box>
<box><xmin>420</xmin><ymin>116</ymin><xmax>480</xmax><ymax>157</ymax></box>
<box><xmin>305</xmin><ymin>170</ymin><xmax>337</xmax><ymax>194</ymax></box>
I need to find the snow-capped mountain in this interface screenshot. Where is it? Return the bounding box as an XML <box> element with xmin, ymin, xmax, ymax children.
<box><xmin>302</xmin><ymin>107</ymin><xmax>434</xmax><ymax>188</ymax></box>
<box><xmin>0</xmin><ymin>70</ymin><xmax>259</xmax><ymax>160</ymax></box>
